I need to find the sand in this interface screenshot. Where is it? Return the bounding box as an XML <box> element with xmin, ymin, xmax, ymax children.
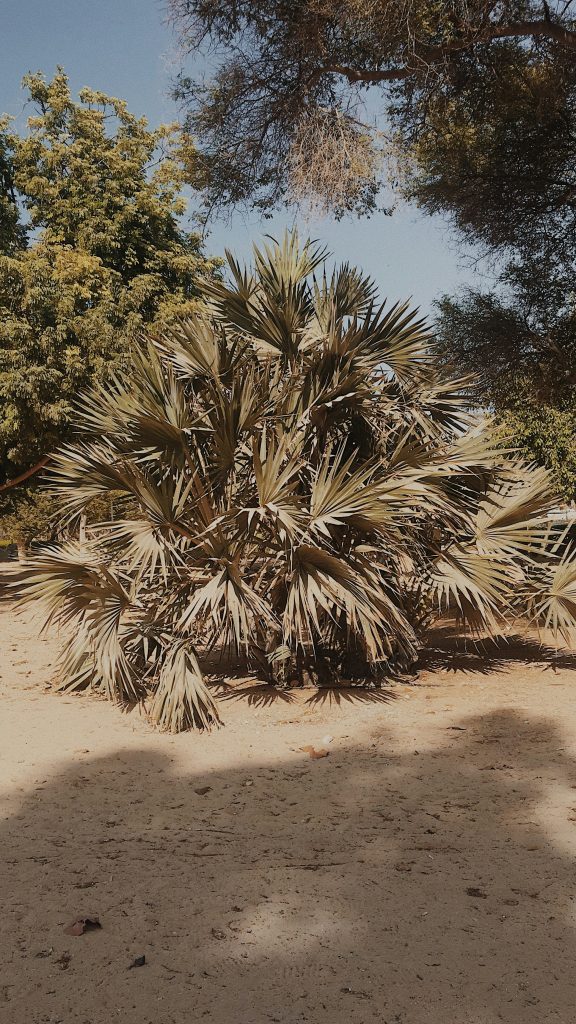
<box><xmin>1</xmin><ymin>570</ymin><xmax>576</xmax><ymax>1024</ymax></box>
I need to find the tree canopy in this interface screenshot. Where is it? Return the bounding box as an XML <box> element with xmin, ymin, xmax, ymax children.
<box><xmin>169</xmin><ymin>0</ymin><xmax>576</xmax><ymax>223</ymax></box>
<box><xmin>0</xmin><ymin>70</ymin><xmax>217</xmax><ymax>488</ymax></box>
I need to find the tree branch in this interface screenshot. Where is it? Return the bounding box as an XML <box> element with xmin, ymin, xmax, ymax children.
<box><xmin>310</xmin><ymin>18</ymin><xmax>576</xmax><ymax>88</ymax></box>
<box><xmin>0</xmin><ymin>456</ymin><xmax>50</xmax><ymax>492</ymax></box>
<box><xmin>311</xmin><ymin>63</ymin><xmax>409</xmax><ymax>85</ymax></box>
<box><xmin>488</xmin><ymin>17</ymin><xmax>576</xmax><ymax>49</ymax></box>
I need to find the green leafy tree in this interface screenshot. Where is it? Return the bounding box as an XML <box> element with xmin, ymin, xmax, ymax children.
<box><xmin>0</xmin><ymin>70</ymin><xmax>217</xmax><ymax>546</ymax></box>
<box><xmin>401</xmin><ymin>30</ymin><xmax>576</xmax><ymax>264</ymax></box>
<box><xmin>23</xmin><ymin>235</ymin><xmax>576</xmax><ymax>732</ymax></box>
<box><xmin>0</xmin><ymin>492</ymin><xmax>55</xmax><ymax>562</ymax></box>
<box><xmin>0</xmin><ymin>123</ymin><xmax>24</xmax><ymax>254</ymax></box>
<box><xmin>501</xmin><ymin>406</ymin><xmax>576</xmax><ymax>501</ymax></box>
<box><xmin>1</xmin><ymin>70</ymin><xmax>217</xmax><ymax>475</ymax></box>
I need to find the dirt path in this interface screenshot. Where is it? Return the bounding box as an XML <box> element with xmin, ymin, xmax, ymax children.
<box><xmin>1</xmin><ymin>579</ymin><xmax>576</xmax><ymax>1023</ymax></box>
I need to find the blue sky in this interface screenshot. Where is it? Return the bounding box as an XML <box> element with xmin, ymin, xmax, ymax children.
<box><xmin>1</xmin><ymin>0</ymin><xmax>490</xmax><ymax>314</ymax></box>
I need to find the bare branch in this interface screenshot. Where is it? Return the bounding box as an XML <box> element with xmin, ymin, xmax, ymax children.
<box><xmin>0</xmin><ymin>457</ymin><xmax>50</xmax><ymax>492</ymax></box>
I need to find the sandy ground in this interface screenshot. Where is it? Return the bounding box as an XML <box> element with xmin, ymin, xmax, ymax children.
<box><xmin>1</xmin><ymin>568</ymin><xmax>576</xmax><ymax>1024</ymax></box>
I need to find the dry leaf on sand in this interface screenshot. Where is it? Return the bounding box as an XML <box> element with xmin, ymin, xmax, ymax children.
<box><xmin>299</xmin><ymin>745</ymin><xmax>330</xmax><ymax>759</ymax></box>
<box><xmin>63</xmin><ymin>915</ymin><xmax>101</xmax><ymax>936</ymax></box>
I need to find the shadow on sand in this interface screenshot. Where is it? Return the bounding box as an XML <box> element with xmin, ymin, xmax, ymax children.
<box><xmin>420</xmin><ymin>625</ymin><xmax>576</xmax><ymax>676</ymax></box>
<box><xmin>1</xmin><ymin>708</ymin><xmax>576</xmax><ymax>1023</ymax></box>
<box><xmin>215</xmin><ymin>681</ymin><xmax>398</xmax><ymax>710</ymax></box>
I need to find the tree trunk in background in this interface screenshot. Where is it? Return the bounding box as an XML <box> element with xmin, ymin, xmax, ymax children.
<box><xmin>16</xmin><ymin>541</ymin><xmax>28</xmax><ymax>564</ymax></box>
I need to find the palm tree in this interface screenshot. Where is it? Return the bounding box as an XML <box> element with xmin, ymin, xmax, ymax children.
<box><xmin>23</xmin><ymin>233</ymin><xmax>576</xmax><ymax>731</ymax></box>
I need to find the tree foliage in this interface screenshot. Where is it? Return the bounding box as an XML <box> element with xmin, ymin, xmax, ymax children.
<box><xmin>0</xmin><ymin>121</ymin><xmax>25</xmax><ymax>255</ymax></box>
<box><xmin>22</xmin><ymin>234</ymin><xmax>576</xmax><ymax>732</ymax></box>
<box><xmin>403</xmin><ymin>32</ymin><xmax>576</xmax><ymax>261</ymax></box>
<box><xmin>414</xmin><ymin>23</ymin><xmax>576</xmax><ymax>497</ymax></box>
<box><xmin>435</xmin><ymin>282</ymin><xmax>576</xmax><ymax>500</ymax></box>
<box><xmin>436</xmin><ymin>278</ymin><xmax>576</xmax><ymax>408</ymax></box>
<box><xmin>168</xmin><ymin>0</ymin><xmax>576</xmax><ymax>220</ymax></box>
<box><xmin>0</xmin><ymin>70</ymin><xmax>217</xmax><ymax>486</ymax></box>
<box><xmin>0</xmin><ymin>490</ymin><xmax>55</xmax><ymax>552</ymax></box>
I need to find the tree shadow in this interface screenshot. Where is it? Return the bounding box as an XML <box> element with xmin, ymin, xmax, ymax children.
<box><xmin>304</xmin><ymin>685</ymin><xmax>397</xmax><ymax>707</ymax></box>
<box><xmin>215</xmin><ymin>682</ymin><xmax>398</xmax><ymax>709</ymax></box>
<box><xmin>217</xmin><ymin>682</ymin><xmax>297</xmax><ymax>707</ymax></box>
<box><xmin>0</xmin><ymin>564</ymin><xmax>26</xmax><ymax>603</ymax></box>
<box><xmin>2</xmin><ymin>708</ymin><xmax>576</xmax><ymax>1022</ymax></box>
<box><xmin>419</xmin><ymin>627</ymin><xmax>576</xmax><ymax>675</ymax></box>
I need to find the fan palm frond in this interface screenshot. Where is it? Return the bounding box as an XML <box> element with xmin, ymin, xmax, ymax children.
<box><xmin>430</xmin><ymin>543</ymin><xmax>516</xmax><ymax>631</ymax></box>
<box><xmin>157</xmin><ymin>315</ymin><xmax>244</xmax><ymax>384</ymax></box>
<box><xmin>474</xmin><ymin>464</ymin><xmax>560</xmax><ymax>558</ymax></box>
<box><xmin>312</xmin><ymin>262</ymin><xmax>378</xmax><ymax>327</ymax></box>
<box><xmin>149</xmin><ymin>641</ymin><xmax>221</xmax><ymax>732</ymax></box>
<box><xmin>523</xmin><ymin>547</ymin><xmax>576</xmax><ymax>644</ymax></box>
